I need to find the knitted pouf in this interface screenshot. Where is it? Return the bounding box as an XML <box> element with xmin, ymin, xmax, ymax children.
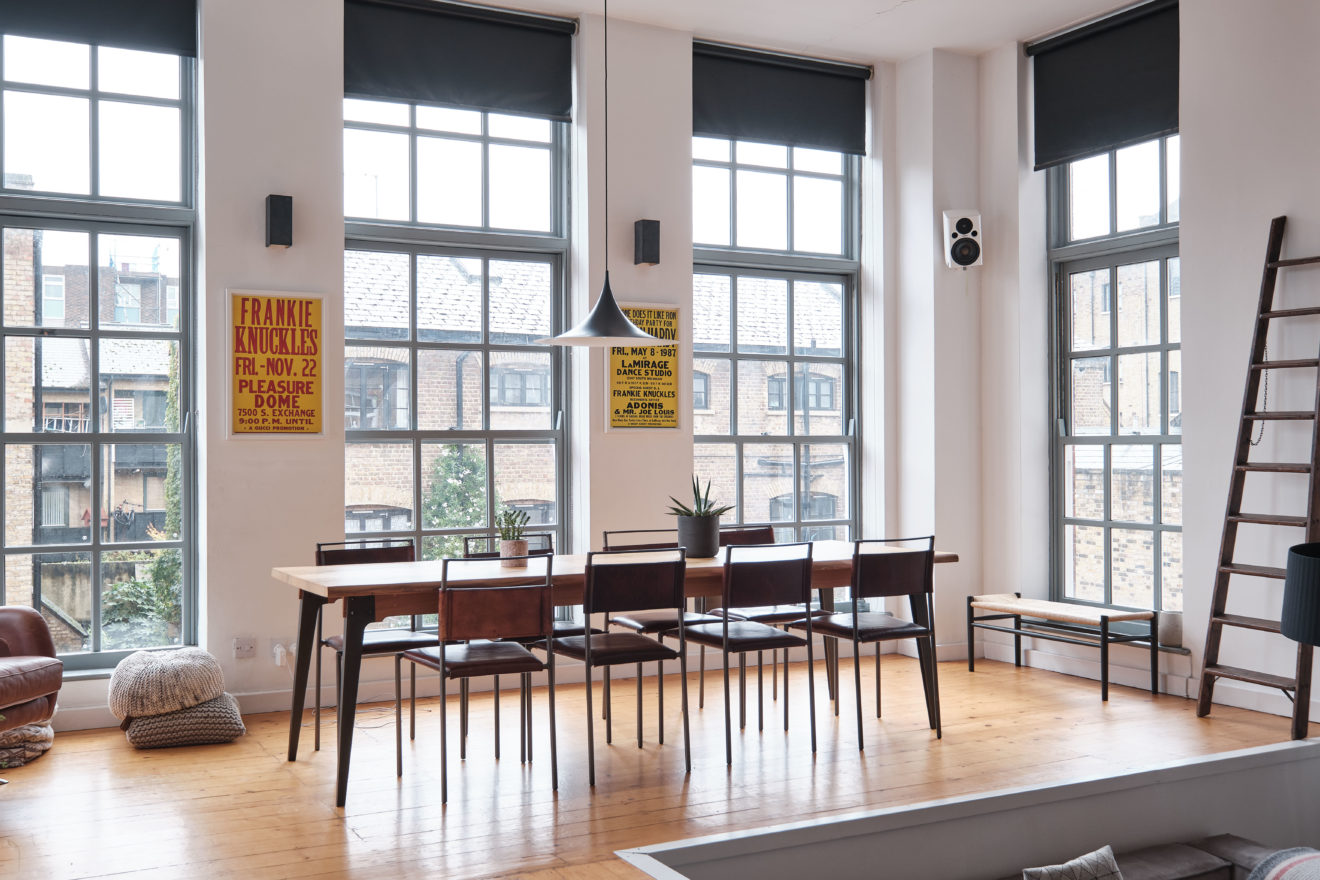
<box><xmin>123</xmin><ymin>693</ymin><xmax>246</xmax><ymax>749</ymax></box>
<box><xmin>108</xmin><ymin>647</ymin><xmax>225</xmax><ymax>721</ymax></box>
<box><xmin>0</xmin><ymin>723</ymin><xmax>54</xmax><ymax>768</ymax></box>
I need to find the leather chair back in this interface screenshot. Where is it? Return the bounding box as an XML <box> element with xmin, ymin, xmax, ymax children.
<box><xmin>584</xmin><ymin>549</ymin><xmax>686</xmax><ymax>615</ymax></box>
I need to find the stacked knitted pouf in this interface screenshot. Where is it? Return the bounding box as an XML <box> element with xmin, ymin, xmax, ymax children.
<box><xmin>108</xmin><ymin>647</ymin><xmax>246</xmax><ymax>749</ymax></box>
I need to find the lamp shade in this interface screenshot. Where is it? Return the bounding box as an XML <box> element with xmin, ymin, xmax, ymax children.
<box><xmin>1282</xmin><ymin>542</ymin><xmax>1320</xmax><ymax>646</ymax></box>
<box><xmin>537</xmin><ymin>272</ymin><xmax>662</xmax><ymax>347</ymax></box>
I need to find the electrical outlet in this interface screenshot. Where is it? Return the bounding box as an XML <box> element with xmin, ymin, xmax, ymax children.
<box><xmin>232</xmin><ymin>636</ymin><xmax>256</xmax><ymax>659</ymax></box>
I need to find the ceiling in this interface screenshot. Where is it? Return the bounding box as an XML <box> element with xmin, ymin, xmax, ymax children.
<box><xmin>520</xmin><ymin>0</ymin><xmax>1137</xmax><ymax>65</ymax></box>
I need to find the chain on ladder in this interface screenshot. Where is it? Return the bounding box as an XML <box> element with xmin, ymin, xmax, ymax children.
<box><xmin>1250</xmin><ymin>343</ymin><xmax>1270</xmax><ymax>446</ymax></box>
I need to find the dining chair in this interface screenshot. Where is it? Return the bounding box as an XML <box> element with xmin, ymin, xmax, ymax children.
<box><xmin>398</xmin><ymin>554</ymin><xmax>556</xmax><ymax>803</ymax></box>
<box><xmin>680</xmin><ymin>542</ymin><xmax>818</xmax><ymax>765</ymax></box>
<box><xmin>791</xmin><ymin>536</ymin><xmax>940</xmax><ymax>748</ymax></box>
<box><xmin>547</xmin><ymin>548</ymin><xmax>689</xmax><ymax>785</ymax></box>
<box><xmin>313</xmin><ymin>538</ymin><xmax>435</xmax><ymax>751</ymax></box>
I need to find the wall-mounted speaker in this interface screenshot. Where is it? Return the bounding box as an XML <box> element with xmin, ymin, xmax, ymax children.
<box><xmin>943</xmin><ymin>210</ymin><xmax>982</xmax><ymax>269</ymax></box>
<box><xmin>266</xmin><ymin>194</ymin><xmax>293</xmax><ymax>248</ymax></box>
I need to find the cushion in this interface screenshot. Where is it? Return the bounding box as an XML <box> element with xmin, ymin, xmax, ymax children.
<box><xmin>0</xmin><ymin>722</ymin><xmax>53</xmax><ymax>768</ymax></box>
<box><xmin>109</xmin><ymin>648</ymin><xmax>225</xmax><ymax>721</ymax></box>
<box><xmin>123</xmin><ymin>693</ymin><xmax>246</xmax><ymax>749</ymax></box>
<box><xmin>1247</xmin><ymin>849</ymin><xmax>1320</xmax><ymax>880</ymax></box>
<box><xmin>1024</xmin><ymin>845</ymin><xmax>1124</xmax><ymax>880</ymax></box>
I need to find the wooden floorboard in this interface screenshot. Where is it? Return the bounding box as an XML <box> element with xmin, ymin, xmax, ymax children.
<box><xmin>0</xmin><ymin>657</ymin><xmax>1308</xmax><ymax>879</ymax></box>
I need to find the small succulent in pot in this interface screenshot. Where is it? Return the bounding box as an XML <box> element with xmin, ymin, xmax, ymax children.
<box><xmin>495</xmin><ymin>507</ymin><xmax>531</xmax><ymax>568</ymax></box>
<box><xmin>667</xmin><ymin>476</ymin><xmax>733</xmax><ymax>558</ymax></box>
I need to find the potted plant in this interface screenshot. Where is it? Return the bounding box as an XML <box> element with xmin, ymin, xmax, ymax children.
<box><xmin>667</xmin><ymin>476</ymin><xmax>734</xmax><ymax>559</ymax></box>
<box><xmin>495</xmin><ymin>507</ymin><xmax>531</xmax><ymax>568</ymax></box>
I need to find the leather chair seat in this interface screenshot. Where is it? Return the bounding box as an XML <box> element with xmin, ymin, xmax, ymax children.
<box><xmin>548</xmin><ymin>633</ymin><xmax>679</xmax><ymax>666</ymax></box>
<box><xmin>710</xmin><ymin>605</ymin><xmax>826</xmax><ymax>624</ymax></box>
<box><xmin>403</xmin><ymin>641</ymin><xmax>544</xmax><ymax>679</ymax></box>
<box><xmin>610</xmin><ymin>610</ymin><xmax>721</xmax><ymax>633</ymax></box>
<box><xmin>323</xmin><ymin>628</ymin><xmax>438</xmax><ymax>654</ymax></box>
<box><xmin>680</xmin><ymin>620</ymin><xmax>808</xmax><ymax>653</ymax></box>
<box><xmin>797</xmin><ymin>612</ymin><xmax>928</xmax><ymax>641</ymax></box>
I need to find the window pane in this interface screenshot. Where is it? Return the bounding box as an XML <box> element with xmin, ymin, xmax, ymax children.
<box><xmin>345</xmin><ymin>98</ymin><xmax>409</xmax><ymax>126</ymax></box>
<box><xmin>1068</xmin><ymin>154</ymin><xmax>1109</xmax><ymax>241</ymax></box>
<box><xmin>742</xmin><ymin>444</ymin><xmax>793</xmax><ymax>522</ymax></box>
<box><xmin>417</xmin><ymin>254</ymin><xmax>481</xmax><ymax>343</ymax></box>
<box><xmin>1166</xmin><ymin>135</ymin><xmax>1180</xmax><ymax>224</ymax></box>
<box><xmin>4</xmin><ymin>91</ymin><xmax>90</xmax><ymax>195</ymax></box>
<box><xmin>98</xmin><ymin>234</ymin><xmax>181</xmax><ymax>331</ymax></box>
<box><xmin>3</xmin><ymin>228</ymin><xmax>90</xmax><ymax>329</ymax></box>
<box><xmin>6</xmin><ymin>338</ymin><xmax>91</xmax><ymax>433</ymax></box>
<box><xmin>102</xmin><ymin>444</ymin><xmax>175</xmax><ymax>543</ymax></box>
<box><xmin>7</xmin><ymin>552</ymin><xmax>93</xmax><ymax>653</ymax></box>
<box><xmin>1070</xmin><ymin>268</ymin><xmax>1110</xmax><ymax>352</ymax></box>
<box><xmin>418</xmin><ymin>350</ymin><xmax>482</xmax><ymax>431</ymax></box>
<box><xmin>488</xmin><ymin>113</ymin><xmax>551</xmax><ymax>142</ymax></box>
<box><xmin>1167</xmin><ymin>349</ymin><xmax>1182</xmax><ymax>435</ymax></box>
<box><xmin>420</xmin><ymin>443</ymin><xmax>487</xmax><ymax>529</ymax></box>
<box><xmin>489</xmin><ymin>352</ymin><xmax>552</xmax><ymax>430</ymax></box>
<box><xmin>101</xmin><ymin>548</ymin><xmax>183</xmax><ymax>650</ymax></box>
<box><xmin>736</xmin><ymin>141</ymin><xmax>788</xmax><ymax>168</ymax></box>
<box><xmin>693</xmin><ymin>358</ymin><xmax>730</xmax><ymax>435</ymax></box>
<box><xmin>1117</xmin><ymin>352</ymin><xmax>1161</xmax><ymax>435</ymax></box>
<box><xmin>1161</xmin><ymin>531</ymin><xmax>1182</xmax><ymax>612</ymax></box>
<box><xmin>345</xmin><ymin>442</ymin><xmax>414</xmax><ymax>532</ymax></box>
<box><xmin>416</xmin><ymin>105</ymin><xmax>480</xmax><ymax>133</ymax></box>
<box><xmin>1070</xmin><ymin>356</ymin><xmax>1111</xmax><ymax>436</ymax></box>
<box><xmin>800</xmin><ymin>443</ymin><xmax>847</xmax><ymax>520</ymax></box>
<box><xmin>100</xmin><ymin>340</ymin><xmax>177</xmax><ymax>431</ymax></box>
<box><xmin>693</xmin><ymin>137</ymin><xmax>729</xmax><ymax>162</ymax></box>
<box><xmin>1063</xmin><ymin>524</ymin><xmax>1105</xmax><ymax>602</ymax></box>
<box><xmin>489</xmin><ymin>144</ymin><xmax>551</xmax><ymax>231</ymax></box>
<box><xmin>794</xmin><ymin>363</ymin><xmax>843</xmax><ymax>435</ymax></box>
<box><xmin>736</xmin><ymin>169</ymin><xmax>787</xmax><ymax>250</ymax></box>
<box><xmin>344</xmin><ymin>128</ymin><xmax>409</xmax><ymax>221</ymax></box>
<box><xmin>794</xmin><ymin>280</ymin><xmax>844</xmax><ymax>356</ymax></box>
<box><xmin>3</xmin><ymin>36</ymin><xmax>88</xmax><ymax>89</ymax></box>
<box><xmin>793</xmin><ymin>147</ymin><xmax>842</xmax><ymax>175</ymax></box>
<box><xmin>693</xmin><ymin>273</ymin><xmax>731</xmax><ymax>353</ymax></box>
<box><xmin>417</xmin><ymin>137</ymin><xmax>482</xmax><ymax>227</ymax></box>
<box><xmin>345</xmin><ymin>249</ymin><xmax>409</xmax><ymax>341</ymax></box>
<box><xmin>1064</xmin><ymin>445</ymin><xmax>1104</xmax><ymax>520</ymax></box>
<box><xmin>1116</xmin><ymin>260</ymin><xmax>1160</xmax><ymax>347</ymax></box>
<box><xmin>693</xmin><ymin>443</ymin><xmax>737</xmax><ymax>524</ymax></box>
<box><xmin>494</xmin><ymin>442</ymin><xmax>557</xmax><ymax>526</ymax></box>
<box><xmin>489</xmin><ymin>259</ymin><xmax>552</xmax><ymax>343</ymax></box>
<box><xmin>98</xmin><ymin>47</ymin><xmax>179</xmax><ymax>100</ymax></box>
<box><xmin>6</xmin><ymin>444</ymin><xmax>91</xmax><ymax>545</ymax></box>
<box><xmin>1167</xmin><ymin>257</ymin><xmax>1180</xmax><ymax>344</ymax></box>
<box><xmin>344</xmin><ymin>347</ymin><xmax>410</xmax><ymax>430</ymax></box>
<box><xmin>693</xmin><ymin>165</ymin><xmax>730</xmax><ymax>247</ymax></box>
<box><xmin>738</xmin><ymin>360</ymin><xmax>786</xmax><ymax>435</ymax></box>
<box><xmin>735</xmin><ymin>276</ymin><xmax>787</xmax><ymax>354</ymax></box>
<box><xmin>1111</xmin><ymin>528</ymin><xmax>1154</xmax><ymax>608</ymax></box>
<box><xmin>1116</xmin><ymin>140</ymin><xmax>1161</xmax><ymax>232</ymax></box>
<box><xmin>98</xmin><ymin>101</ymin><xmax>181</xmax><ymax>202</ymax></box>
<box><xmin>1111</xmin><ymin>445</ymin><xmax>1153</xmax><ymax>524</ymax></box>
<box><xmin>793</xmin><ymin>176</ymin><xmax>843</xmax><ymax>255</ymax></box>
<box><xmin>1162</xmin><ymin>444</ymin><xmax>1182</xmax><ymax>525</ymax></box>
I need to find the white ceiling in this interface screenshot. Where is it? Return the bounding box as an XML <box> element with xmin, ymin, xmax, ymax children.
<box><xmin>521</xmin><ymin>0</ymin><xmax>1136</xmax><ymax>65</ymax></box>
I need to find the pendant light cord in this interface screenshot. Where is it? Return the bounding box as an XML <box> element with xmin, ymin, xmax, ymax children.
<box><xmin>602</xmin><ymin>0</ymin><xmax>610</xmax><ymax>272</ymax></box>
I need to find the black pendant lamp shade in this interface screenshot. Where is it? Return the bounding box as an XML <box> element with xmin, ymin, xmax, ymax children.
<box><xmin>1282</xmin><ymin>543</ymin><xmax>1320</xmax><ymax>647</ymax></box>
<box><xmin>538</xmin><ymin>272</ymin><xmax>659</xmax><ymax>347</ymax></box>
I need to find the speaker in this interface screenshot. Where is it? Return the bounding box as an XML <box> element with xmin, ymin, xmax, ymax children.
<box><xmin>634</xmin><ymin>219</ymin><xmax>660</xmax><ymax>265</ymax></box>
<box><xmin>943</xmin><ymin>210</ymin><xmax>982</xmax><ymax>269</ymax></box>
<box><xmin>266</xmin><ymin>194</ymin><xmax>293</xmax><ymax>248</ymax></box>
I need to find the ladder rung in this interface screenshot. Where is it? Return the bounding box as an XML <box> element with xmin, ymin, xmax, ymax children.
<box><xmin>1219</xmin><ymin>562</ymin><xmax>1286</xmax><ymax>579</ymax></box>
<box><xmin>1237</xmin><ymin>462</ymin><xmax>1312</xmax><ymax>474</ymax></box>
<box><xmin>1213</xmin><ymin>614</ymin><xmax>1283</xmax><ymax>634</ymax></box>
<box><xmin>1268</xmin><ymin>256</ymin><xmax>1320</xmax><ymax>268</ymax></box>
<box><xmin>1251</xmin><ymin>359</ymin><xmax>1319</xmax><ymax>370</ymax></box>
<box><xmin>1261</xmin><ymin>306</ymin><xmax>1320</xmax><ymax>319</ymax></box>
<box><xmin>1244</xmin><ymin>411</ymin><xmax>1314</xmax><ymax>420</ymax></box>
<box><xmin>1203</xmin><ymin>664</ymin><xmax>1297</xmax><ymax>691</ymax></box>
<box><xmin>1228</xmin><ymin>513</ymin><xmax>1308</xmax><ymax>527</ymax></box>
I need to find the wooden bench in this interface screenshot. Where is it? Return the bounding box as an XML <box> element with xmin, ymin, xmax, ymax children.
<box><xmin>967</xmin><ymin>593</ymin><xmax>1159</xmax><ymax>700</ymax></box>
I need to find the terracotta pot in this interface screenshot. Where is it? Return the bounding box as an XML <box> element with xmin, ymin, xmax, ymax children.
<box><xmin>677</xmin><ymin>516</ymin><xmax>720</xmax><ymax>558</ymax></box>
<box><xmin>499</xmin><ymin>539</ymin><xmax>529</xmax><ymax>568</ymax></box>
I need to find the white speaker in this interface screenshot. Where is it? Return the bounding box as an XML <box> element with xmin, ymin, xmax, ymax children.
<box><xmin>943</xmin><ymin>210</ymin><xmax>982</xmax><ymax>269</ymax></box>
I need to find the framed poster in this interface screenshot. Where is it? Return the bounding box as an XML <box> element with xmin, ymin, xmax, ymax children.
<box><xmin>609</xmin><ymin>304</ymin><xmax>679</xmax><ymax>429</ymax></box>
<box><xmin>230</xmin><ymin>291</ymin><xmax>322</xmax><ymax>434</ymax></box>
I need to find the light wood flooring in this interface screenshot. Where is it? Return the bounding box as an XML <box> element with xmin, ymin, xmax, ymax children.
<box><xmin>1</xmin><ymin>657</ymin><xmax>1308</xmax><ymax>880</ymax></box>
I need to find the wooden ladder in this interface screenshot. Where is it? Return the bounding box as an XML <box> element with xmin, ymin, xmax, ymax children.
<box><xmin>1197</xmin><ymin>215</ymin><xmax>1317</xmax><ymax>739</ymax></box>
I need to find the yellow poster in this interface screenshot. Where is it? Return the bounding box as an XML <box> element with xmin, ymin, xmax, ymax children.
<box><xmin>231</xmin><ymin>291</ymin><xmax>322</xmax><ymax>434</ymax></box>
<box><xmin>610</xmin><ymin>305</ymin><xmax>679</xmax><ymax>429</ymax></box>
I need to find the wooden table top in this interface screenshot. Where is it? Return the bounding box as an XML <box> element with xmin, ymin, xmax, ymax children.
<box><xmin>271</xmin><ymin>540</ymin><xmax>959</xmax><ymax>603</ymax></box>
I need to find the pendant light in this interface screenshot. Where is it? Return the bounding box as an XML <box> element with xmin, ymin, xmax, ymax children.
<box><xmin>538</xmin><ymin>0</ymin><xmax>661</xmax><ymax>347</ymax></box>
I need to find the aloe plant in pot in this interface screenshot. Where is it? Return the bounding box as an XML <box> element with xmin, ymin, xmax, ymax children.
<box><xmin>495</xmin><ymin>507</ymin><xmax>531</xmax><ymax>568</ymax></box>
<box><xmin>667</xmin><ymin>476</ymin><xmax>734</xmax><ymax>558</ymax></box>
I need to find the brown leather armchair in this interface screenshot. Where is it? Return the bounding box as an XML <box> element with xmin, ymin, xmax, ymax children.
<box><xmin>0</xmin><ymin>606</ymin><xmax>64</xmax><ymax>733</ymax></box>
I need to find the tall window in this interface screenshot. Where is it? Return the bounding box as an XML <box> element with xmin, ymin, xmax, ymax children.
<box><xmin>0</xmin><ymin>26</ymin><xmax>194</xmax><ymax>666</ymax></box>
<box><xmin>1051</xmin><ymin>135</ymin><xmax>1180</xmax><ymax>611</ymax></box>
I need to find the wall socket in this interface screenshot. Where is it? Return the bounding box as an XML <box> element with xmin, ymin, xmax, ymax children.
<box><xmin>270</xmin><ymin>638</ymin><xmax>295</xmax><ymax>666</ymax></box>
<box><xmin>232</xmin><ymin>636</ymin><xmax>256</xmax><ymax>659</ymax></box>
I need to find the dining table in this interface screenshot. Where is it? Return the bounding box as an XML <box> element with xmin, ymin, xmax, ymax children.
<box><xmin>272</xmin><ymin>539</ymin><xmax>959</xmax><ymax>806</ymax></box>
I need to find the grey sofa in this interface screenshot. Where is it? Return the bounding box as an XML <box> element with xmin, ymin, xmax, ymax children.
<box><xmin>999</xmin><ymin>834</ymin><xmax>1278</xmax><ymax>880</ymax></box>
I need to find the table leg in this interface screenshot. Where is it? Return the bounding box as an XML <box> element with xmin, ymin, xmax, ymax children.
<box><xmin>288</xmin><ymin>590</ymin><xmax>327</xmax><ymax>762</ymax></box>
<box><xmin>819</xmin><ymin>588</ymin><xmax>837</xmax><ymax>702</ymax></box>
<box><xmin>335</xmin><ymin>596</ymin><xmax>375</xmax><ymax>808</ymax></box>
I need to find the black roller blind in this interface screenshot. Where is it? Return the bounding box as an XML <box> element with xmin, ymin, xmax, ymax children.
<box><xmin>345</xmin><ymin>0</ymin><xmax>575</xmax><ymax>121</ymax></box>
<box><xmin>0</xmin><ymin>0</ymin><xmax>196</xmax><ymax>57</ymax></box>
<box><xmin>1028</xmin><ymin>0</ymin><xmax>1178</xmax><ymax>171</ymax></box>
<box><xmin>693</xmin><ymin>41</ymin><xmax>871</xmax><ymax>155</ymax></box>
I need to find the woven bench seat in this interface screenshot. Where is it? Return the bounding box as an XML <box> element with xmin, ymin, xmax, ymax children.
<box><xmin>967</xmin><ymin>592</ymin><xmax>1159</xmax><ymax>702</ymax></box>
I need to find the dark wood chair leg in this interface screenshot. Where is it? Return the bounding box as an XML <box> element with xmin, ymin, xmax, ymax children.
<box><xmin>636</xmin><ymin>661</ymin><xmax>643</xmax><ymax>749</ymax></box>
<box><xmin>440</xmin><ymin>668</ymin><xmax>448</xmax><ymax>804</ymax></box>
<box><xmin>585</xmin><ymin>663</ymin><xmax>597</xmax><ymax>786</ymax></box>
<box><xmin>548</xmin><ymin>654</ymin><xmax>558</xmax><ymax>791</ymax></box>
<box><xmin>657</xmin><ymin>659</ymin><xmax>664</xmax><ymax>745</ymax></box>
<box><xmin>680</xmin><ymin>640</ymin><xmax>691</xmax><ymax>773</ymax></box>
<box><xmin>409</xmin><ymin>663</ymin><xmax>416</xmax><ymax>741</ymax></box>
<box><xmin>738</xmin><ymin>653</ymin><xmax>746</xmax><ymax>730</ymax></box>
<box><xmin>875</xmin><ymin>647</ymin><xmax>882</xmax><ymax>718</ymax></box>
<box><xmin>853</xmin><ymin>637</ymin><xmax>864</xmax><ymax>750</ymax></box>
<box><xmin>493</xmin><ymin>674</ymin><xmax>500</xmax><ymax>759</ymax></box>
<box><xmin>806</xmin><ymin>632</ymin><xmax>817</xmax><ymax>754</ymax></box>
<box><xmin>723</xmin><ymin>646</ymin><xmax>733</xmax><ymax>766</ymax></box>
<box><xmin>757</xmin><ymin>650</ymin><xmax>764</xmax><ymax>731</ymax></box>
<box><xmin>967</xmin><ymin>596</ymin><xmax>976</xmax><ymax>672</ymax></box>
<box><xmin>394</xmin><ymin>655</ymin><xmax>403</xmax><ymax>777</ymax></box>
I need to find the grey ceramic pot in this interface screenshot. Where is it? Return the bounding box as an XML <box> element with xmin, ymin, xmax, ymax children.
<box><xmin>677</xmin><ymin>515</ymin><xmax>720</xmax><ymax>558</ymax></box>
